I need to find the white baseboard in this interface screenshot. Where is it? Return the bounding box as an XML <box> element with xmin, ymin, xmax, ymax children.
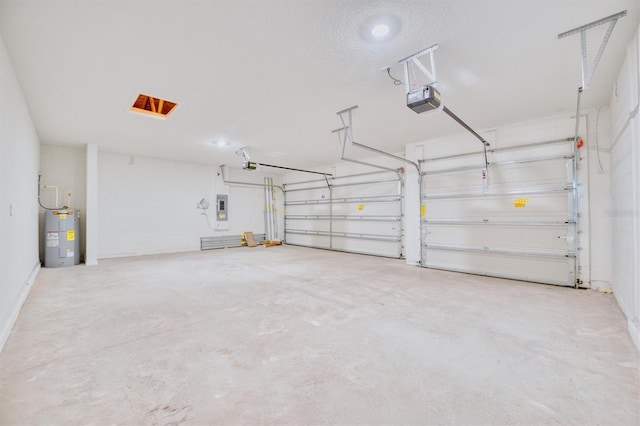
<box><xmin>629</xmin><ymin>319</ymin><xmax>640</xmax><ymax>353</ymax></box>
<box><xmin>99</xmin><ymin>246</ymin><xmax>201</xmax><ymax>260</ymax></box>
<box><xmin>0</xmin><ymin>261</ymin><xmax>40</xmax><ymax>352</ymax></box>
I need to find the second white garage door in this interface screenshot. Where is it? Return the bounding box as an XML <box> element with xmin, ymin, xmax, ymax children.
<box><xmin>421</xmin><ymin>137</ymin><xmax>579</xmax><ymax>287</ymax></box>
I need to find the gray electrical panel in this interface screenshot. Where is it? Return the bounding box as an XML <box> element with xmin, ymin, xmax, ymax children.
<box><xmin>44</xmin><ymin>209</ymin><xmax>80</xmax><ymax>267</ymax></box>
<box><xmin>216</xmin><ymin>194</ymin><xmax>228</xmax><ymax>221</ymax></box>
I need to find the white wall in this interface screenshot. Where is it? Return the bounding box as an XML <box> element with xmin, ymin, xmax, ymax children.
<box><xmin>39</xmin><ymin>144</ymin><xmax>86</xmax><ymax>261</ymax></box>
<box><xmin>0</xmin><ymin>35</ymin><xmax>41</xmax><ymax>351</ymax></box>
<box><xmin>584</xmin><ymin>107</ymin><xmax>613</xmax><ymax>289</ymax></box>
<box><xmin>97</xmin><ymin>152</ymin><xmax>279</xmax><ymax>258</ymax></box>
<box><xmin>86</xmin><ymin>144</ymin><xmax>98</xmax><ymax>265</ymax></box>
<box><xmin>609</xmin><ymin>23</ymin><xmax>640</xmax><ymax>351</ymax></box>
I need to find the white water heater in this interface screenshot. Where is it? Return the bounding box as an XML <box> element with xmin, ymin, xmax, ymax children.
<box><xmin>44</xmin><ymin>209</ymin><xmax>80</xmax><ymax>267</ymax></box>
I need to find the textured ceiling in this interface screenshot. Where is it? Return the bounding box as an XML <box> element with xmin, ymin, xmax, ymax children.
<box><xmin>0</xmin><ymin>0</ymin><xmax>638</xmax><ymax>171</ymax></box>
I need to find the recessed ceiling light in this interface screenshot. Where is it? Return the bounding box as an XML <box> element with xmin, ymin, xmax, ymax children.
<box><xmin>360</xmin><ymin>14</ymin><xmax>401</xmax><ymax>43</ymax></box>
<box><xmin>371</xmin><ymin>24</ymin><xmax>390</xmax><ymax>38</ymax></box>
<box><xmin>210</xmin><ymin>139</ymin><xmax>233</xmax><ymax>148</ymax></box>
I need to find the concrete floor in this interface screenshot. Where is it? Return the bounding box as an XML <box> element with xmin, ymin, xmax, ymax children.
<box><xmin>0</xmin><ymin>246</ymin><xmax>638</xmax><ymax>425</ymax></box>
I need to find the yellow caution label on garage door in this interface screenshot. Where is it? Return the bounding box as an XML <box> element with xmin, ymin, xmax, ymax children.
<box><xmin>358</xmin><ymin>204</ymin><xmax>365</xmax><ymax>211</ymax></box>
<box><xmin>67</xmin><ymin>230</ymin><xmax>75</xmax><ymax>241</ymax></box>
<box><xmin>514</xmin><ymin>198</ymin><xmax>529</xmax><ymax>208</ymax></box>
<box><xmin>421</xmin><ymin>205</ymin><xmax>426</xmax><ymax>217</ymax></box>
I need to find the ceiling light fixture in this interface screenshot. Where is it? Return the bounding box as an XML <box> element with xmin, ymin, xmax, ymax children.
<box><xmin>360</xmin><ymin>15</ymin><xmax>400</xmax><ymax>43</ymax></box>
<box><xmin>371</xmin><ymin>24</ymin><xmax>390</xmax><ymax>38</ymax></box>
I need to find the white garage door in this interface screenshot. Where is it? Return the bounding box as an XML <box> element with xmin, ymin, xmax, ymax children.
<box><xmin>421</xmin><ymin>137</ymin><xmax>578</xmax><ymax>286</ymax></box>
<box><xmin>284</xmin><ymin>171</ymin><xmax>403</xmax><ymax>258</ymax></box>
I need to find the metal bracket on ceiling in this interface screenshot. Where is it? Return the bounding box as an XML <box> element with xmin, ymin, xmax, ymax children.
<box><xmin>558</xmin><ymin>10</ymin><xmax>627</xmax><ymax>89</ymax></box>
<box><xmin>398</xmin><ymin>43</ymin><xmax>439</xmax><ymax>94</ymax></box>
<box><xmin>333</xmin><ymin>105</ymin><xmax>418</xmax><ymax>175</ymax></box>
<box><xmin>333</xmin><ymin>106</ymin><xmax>398</xmax><ymax>173</ymax></box>
<box><xmin>334</xmin><ymin>105</ymin><xmax>358</xmax><ymax>159</ymax></box>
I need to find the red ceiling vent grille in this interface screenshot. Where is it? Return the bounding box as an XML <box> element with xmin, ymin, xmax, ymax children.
<box><xmin>130</xmin><ymin>94</ymin><xmax>178</xmax><ymax>119</ymax></box>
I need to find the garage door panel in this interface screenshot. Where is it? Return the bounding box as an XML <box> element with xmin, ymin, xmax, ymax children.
<box><xmin>332</xmin><ymin>182</ymin><xmax>399</xmax><ymax>198</ymax></box>
<box><xmin>286</xmin><ymin>233</ymin><xmax>330</xmax><ymax>248</ymax></box>
<box><xmin>285</xmin><ymin>188</ymin><xmax>330</xmax><ymax>202</ymax></box>
<box><xmin>487</xmin><ymin>160</ymin><xmax>570</xmax><ymax>190</ymax></box>
<box><xmin>332</xmin><ymin>220</ymin><xmax>399</xmax><ymax>235</ymax></box>
<box><xmin>424</xmin><ymin>155</ymin><xmax>485</xmax><ymax>173</ymax></box>
<box><xmin>425</xmin><ymin>160</ymin><xmax>570</xmax><ymax>195</ymax></box>
<box><xmin>333</xmin><ymin>238</ymin><xmax>400</xmax><ymax>258</ymax></box>
<box><xmin>491</xmin><ymin>143</ymin><xmax>573</xmax><ymax>162</ymax></box>
<box><xmin>285</xmin><ymin>171</ymin><xmax>403</xmax><ymax>258</ymax></box>
<box><xmin>425</xmin><ymin>224</ymin><xmax>571</xmax><ymax>253</ymax></box>
<box><xmin>424</xmin><ymin>192</ymin><xmax>572</xmax><ymax>220</ymax></box>
<box><xmin>424</xmin><ymin>140</ymin><xmax>572</xmax><ymax>172</ymax></box>
<box><xmin>285</xmin><ymin>219</ymin><xmax>330</xmax><ymax>233</ymax></box>
<box><xmin>285</xmin><ymin>203</ymin><xmax>331</xmax><ymax>215</ymax></box>
<box><xmin>423</xmin><ymin>249</ymin><xmax>572</xmax><ymax>286</ymax></box>
<box><xmin>332</xmin><ymin>202</ymin><xmax>400</xmax><ymax>217</ymax></box>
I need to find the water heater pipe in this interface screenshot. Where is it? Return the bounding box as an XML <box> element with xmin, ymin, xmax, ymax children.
<box><xmin>43</xmin><ymin>185</ymin><xmax>59</xmax><ymax>206</ymax></box>
<box><xmin>38</xmin><ymin>175</ymin><xmax>63</xmax><ymax>210</ymax></box>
